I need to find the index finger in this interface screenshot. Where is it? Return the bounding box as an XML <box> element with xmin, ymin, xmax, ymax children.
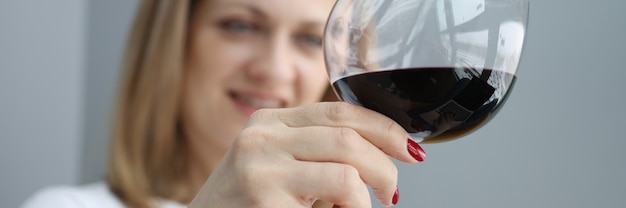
<box><xmin>277</xmin><ymin>102</ymin><xmax>424</xmax><ymax>164</ymax></box>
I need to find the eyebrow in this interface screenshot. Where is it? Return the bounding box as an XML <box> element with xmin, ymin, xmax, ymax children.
<box><xmin>213</xmin><ymin>1</ymin><xmax>327</xmax><ymax>30</ymax></box>
<box><xmin>215</xmin><ymin>2</ymin><xmax>267</xmax><ymax>18</ymax></box>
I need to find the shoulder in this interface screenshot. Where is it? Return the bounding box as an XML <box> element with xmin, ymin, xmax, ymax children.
<box><xmin>21</xmin><ymin>182</ymin><xmax>125</xmax><ymax>208</ymax></box>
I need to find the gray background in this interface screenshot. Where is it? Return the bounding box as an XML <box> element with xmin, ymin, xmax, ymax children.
<box><xmin>1</xmin><ymin>0</ymin><xmax>624</xmax><ymax>208</ymax></box>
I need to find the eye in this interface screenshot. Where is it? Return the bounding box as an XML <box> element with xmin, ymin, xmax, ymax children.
<box><xmin>297</xmin><ymin>34</ymin><xmax>323</xmax><ymax>48</ymax></box>
<box><xmin>219</xmin><ymin>20</ymin><xmax>257</xmax><ymax>33</ymax></box>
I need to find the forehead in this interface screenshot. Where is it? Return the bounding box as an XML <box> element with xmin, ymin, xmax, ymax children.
<box><xmin>204</xmin><ymin>0</ymin><xmax>335</xmax><ymax>23</ymax></box>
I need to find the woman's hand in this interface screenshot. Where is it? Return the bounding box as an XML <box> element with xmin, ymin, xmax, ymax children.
<box><xmin>189</xmin><ymin>102</ymin><xmax>425</xmax><ymax>208</ymax></box>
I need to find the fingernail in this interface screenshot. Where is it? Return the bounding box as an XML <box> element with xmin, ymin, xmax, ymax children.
<box><xmin>392</xmin><ymin>187</ymin><xmax>399</xmax><ymax>205</ymax></box>
<box><xmin>333</xmin><ymin>205</ymin><xmax>340</xmax><ymax>208</ymax></box>
<box><xmin>407</xmin><ymin>138</ymin><xmax>426</xmax><ymax>162</ymax></box>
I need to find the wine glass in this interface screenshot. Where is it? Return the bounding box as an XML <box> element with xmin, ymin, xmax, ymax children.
<box><xmin>324</xmin><ymin>0</ymin><xmax>529</xmax><ymax>143</ymax></box>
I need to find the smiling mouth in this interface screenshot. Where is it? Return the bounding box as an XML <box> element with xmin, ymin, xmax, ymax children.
<box><xmin>229</xmin><ymin>91</ymin><xmax>285</xmax><ymax>110</ymax></box>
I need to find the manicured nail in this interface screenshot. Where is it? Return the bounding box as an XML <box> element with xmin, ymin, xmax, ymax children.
<box><xmin>407</xmin><ymin>138</ymin><xmax>426</xmax><ymax>162</ymax></box>
<box><xmin>392</xmin><ymin>187</ymin><xmax>399</xmax><ymax>205</ymax></box>
<box><xmin>333</xmin><ymin>205</ymin><xmax>340</xmax><ymax>208</ymax></box>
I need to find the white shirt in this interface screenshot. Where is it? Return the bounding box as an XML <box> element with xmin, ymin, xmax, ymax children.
<box><xmin>21</xmin><ymin>182</ymin><xmax>186</xmax><ymax>208</ymax></box>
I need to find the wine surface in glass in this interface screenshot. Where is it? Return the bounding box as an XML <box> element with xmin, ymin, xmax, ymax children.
<box><xmin>332</xmin><ymin>67</ymin><xmax>516</xmax><ymax>143</ymax></box>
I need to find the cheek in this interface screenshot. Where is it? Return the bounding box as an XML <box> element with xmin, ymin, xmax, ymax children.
<box><xmin>299</xmin><ymin>62</ymin><xmax>330</xmax><ymax>103</ymax></box>
<box><xmin>184</xmin><ymin>44</ymin><xmax>255</xmax><ymax>101</ymax></box>
<box><xmin>183</xmin><ymin>39</ymin><xmax>242</xmax><ymax>115</ymax></box>
<box><xmin>189</xmin><ymin>39</ymin><xmax>252</xmax><ymax>79</ymax></box>
<box><xmin>181</xmin><ymin>41</ymin><xmax>254</xmax><ymax>142</ymax></box>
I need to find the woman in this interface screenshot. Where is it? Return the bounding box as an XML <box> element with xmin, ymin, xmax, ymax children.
<box><xmin>22</xmin><ymin>0</ymin><xmax>426</xmax><ymax>207</ymax></box>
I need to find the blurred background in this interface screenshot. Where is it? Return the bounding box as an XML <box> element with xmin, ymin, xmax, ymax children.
<box><xmin>1</xmin><ymin>0</ymin><xmax>624</xmax><ymax>207</ymax></box>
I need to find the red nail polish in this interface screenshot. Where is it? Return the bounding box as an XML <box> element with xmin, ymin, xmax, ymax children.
<box><xmin>333</xmin><ymin>205</ymin><xmax>340</xmax><ymax>208</ymax></box>
<box><xmin>392</xmin><ymin>187</ymin><xmax>399</xmax><ymax>205</ymax></box>
<box><xmin>407</xmin><ymin>138</ymin><xmax>426</xmax><ymax>162</ymax></box>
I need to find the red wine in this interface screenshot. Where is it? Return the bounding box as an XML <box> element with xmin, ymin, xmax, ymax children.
<box><xmin>332</xmin><ymin>67</ymin><xmax>516</xmax><ymax>143</ymax></box>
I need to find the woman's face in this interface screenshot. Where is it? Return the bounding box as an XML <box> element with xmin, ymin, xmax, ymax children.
<box><xmin>181</xmin><ymin>0</ymin><xmax>335</xmax><ymax>156</ymax></box>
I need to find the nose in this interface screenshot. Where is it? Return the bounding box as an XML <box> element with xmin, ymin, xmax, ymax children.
<box><xmin>245</xmin><ymin>32</ymin><xmax>297</xmax><ymax>85</ymax></box>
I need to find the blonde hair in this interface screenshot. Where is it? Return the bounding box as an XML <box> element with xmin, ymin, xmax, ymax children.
<box><xmin>107</xmin><ymin>0</ymin><xmax>337</xmax><ymax>207</ymax></box>
<box><xmin>106</xmin><ymin>0</ymin><xmax>192</xmax><ymax>207</ymax></box>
